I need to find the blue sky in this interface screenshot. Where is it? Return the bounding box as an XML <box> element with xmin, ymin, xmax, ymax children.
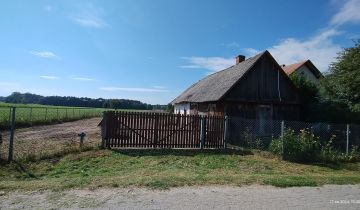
<box><xmin>0</xmin><ymin>0</ymin><xmax>359</xmax><ymax>104</ymax></box>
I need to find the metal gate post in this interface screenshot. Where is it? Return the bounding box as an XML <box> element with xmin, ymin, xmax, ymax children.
<box><xmin>200</xmin><ymin>116</ymin><xmax>206</xmax><ymax>149</ymax></box>
<box><xmin>8</xmin><ymin>107</ymin><xmax>16</xmax><ymax>162</ymax></box>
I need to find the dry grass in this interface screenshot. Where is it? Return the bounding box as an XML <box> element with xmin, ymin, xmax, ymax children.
<box><xmin>1</xmin><ymin>149</ymin><xmax>360</xmax><ymax>191</ymax></box>
<box><xmin>1</xmin><ymin>118</ymin><xmax>360</xmax><ymax>191</ymax></box>
<box><xmin>0</xmin><ymin>118</ymin><xmax>102</xmax><ymax>161</ymax></box>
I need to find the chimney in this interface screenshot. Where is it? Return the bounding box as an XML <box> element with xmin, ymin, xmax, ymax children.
<box><xmin>236</xmin><ymin>55</ymin><xmax>245</xmax><ymax>64</ymax></box>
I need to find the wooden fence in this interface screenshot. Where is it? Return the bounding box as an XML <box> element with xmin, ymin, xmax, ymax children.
<box><xmin>101</xmin><ymin>111</ymin><xmax>225</xmax><ymax>149</ymax></box>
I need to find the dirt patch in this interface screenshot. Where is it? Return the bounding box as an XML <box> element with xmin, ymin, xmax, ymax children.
<box><xmin>0</xmin><ymin>118</ymin><xmax>102</xmax><ymax>160</ymax></box>
<box><xmin>1</xmin><ymin>185</ymin><xmax>360</xmax><ymax>209</ymax></box>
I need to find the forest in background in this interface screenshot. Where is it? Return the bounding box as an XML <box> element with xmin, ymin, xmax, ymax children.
<box><xmin>0</xmin><ymin>92</ymin><xmax>166</xmax><ymax>110</ymax></box>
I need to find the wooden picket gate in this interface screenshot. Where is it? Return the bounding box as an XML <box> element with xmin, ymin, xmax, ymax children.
<box><xmin>101</xmin><ymin>111</ymin><xmax>225</xmax><ymax>149</ymax></box>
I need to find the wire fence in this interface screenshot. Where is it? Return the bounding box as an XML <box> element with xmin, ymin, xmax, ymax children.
<box><xmin>0</xmin><ymin>106</ymin><xmax>105</xmax><ymax>162</ymax></box>
<box><xmin>0</xmin><ymin>106</ymin><xmax>104</xmax><ymax>129</ymax></box>
<box><xmin>227</xmin><ymin>116</ymin><xmax>360</xmax><ymax>153</ymax></box>
<box><xmin>1</xmin><ymin>108</ymin><xmax>359</xmax><ymax>162</ymax></box>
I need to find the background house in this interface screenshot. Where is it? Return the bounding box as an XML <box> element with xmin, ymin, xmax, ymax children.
<box><xmin>172</xmin><ymin>51</ymin><xmax>302</xmax><ymax>121</ymax></box>
<box><xmin>281</xmin><ymin>60</ymin><xmax>323</xmax><ymax>85</ymax></box>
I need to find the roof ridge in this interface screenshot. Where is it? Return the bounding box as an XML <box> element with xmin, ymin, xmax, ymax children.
<box><xmin>204</xmin><ymin>50</ymin><xmax>267</xmax><ymax>78</ymax></box>
<box><xmin>171</xmin><ymin>51</ymin><xmax>266</xmax><ymax>104</ymax></box>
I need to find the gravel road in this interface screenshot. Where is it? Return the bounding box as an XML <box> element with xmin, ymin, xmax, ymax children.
<box><xmin>1</xmin><ymin>185</ymin><xmax>360</xmax><ymax>210</ymax></box>
<box><xmin>0</xmin><ymin>117</ymin><xmax>102</xmax><ymax>160</ymax></box>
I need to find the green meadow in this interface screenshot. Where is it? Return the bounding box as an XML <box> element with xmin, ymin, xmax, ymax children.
<box><xmin>0</xmin><ymin>102</ymin><xmax>106</xmax><ymax>129</ymax></box>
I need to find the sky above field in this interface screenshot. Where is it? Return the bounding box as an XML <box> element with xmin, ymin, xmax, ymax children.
<box><xmin>0</xmin><ymin>0</ymin><xmax>359</xmax><ymax>104</ymax></box>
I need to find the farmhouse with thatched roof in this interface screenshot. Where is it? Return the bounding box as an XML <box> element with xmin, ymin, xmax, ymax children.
<box><xmin>172</xmin><ymin>50</ymin><xmax>302</xmax><ymax>121</ymax></box>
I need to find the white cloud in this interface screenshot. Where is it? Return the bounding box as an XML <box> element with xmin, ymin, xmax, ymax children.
<box><xmin>180</xmin><ymin>56</ymin><xmax>234</xmax><ymax>72</ymax></box>
<box><xmin>29</xmin><ymin>51</ymin><xmax>59</xmax><ymax>59</ymax></box>
<box><xmin>153</xmin><ymin>85</ymin><xmax>166</xmax><ymax>89</ymax></box>
<box><xmin>100</xmin><ymin>87</ymin><xmax>169</xmax><ymax>93</ymax></box>
<box><xmin>71</xmin><ymin>77</ymin><xmax>94</xmax><ymax>81</ymax></box>
<box><xmin>40</xmin><ymin>75</ymin><xmax>59</xmax><ymax>80</ymax></box>
<box><xmin>331</xmin><ymin>0</ymin><xmax>360</xmax><ymax>25</ymax></box>
<box><xmin>179</xmin><ymin>0</ymin><xmax>356</xmax><ymax>74</ymax></box>
<box><xmin>242</xmin><ymin>48</ymin><xmax>260</xmax><ymax>57</ymax></box>
<box><xmin>72</xmin><ymin>18</ymin><xmax>105</xmax><ymax>28</ymax></box>
<box><xmin>70</xmin><ymin>3</ymin><xmax>107</xmax><ymax>28</ymax></box>
<box><xmin>267</xmin><ymin>29</ymin><xmax>342</xmax><ymax>71</ymax></box>
<box><xmin>181</xmin><ymin>28</ymin><xmax>341</xmax><ymax>73</ymax></box>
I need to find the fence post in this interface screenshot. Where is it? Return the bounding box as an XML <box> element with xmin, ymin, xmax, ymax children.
<box><xmin>8</xmin><ymin>107</ymin><xmax>11</xmax><ymax>124</ymax></box>
<box><xmin>281</xmin><ymin>120</ymin><xmax>285</xmax><ymax>158</ymax></box>
<box><xmin>8</xmin><ymin>107</ymin><xmax>16</xmax><ymax>162</ymax></box>
<box><xmin>281</xmin><ymin>120</ymin><xmax>285</xmax><ymax>138</ymax></box>
<box><xmin>101</xmin><ymin>112</ymin><xmax>108</xmax><ymax>149</ymax></box>
<box><xmin>200</xmin><ymin>116</ymin><xmax>206</xmax><ymax>149</ymax></box>
<box><xmin>153</xmin><ymin>114</ymin><xmax>159</xmax><ymax>148</ymax></box>
<box><xmin>346</xmin><ymin>124</ymin><xmax>350</xmax><ymax>155</ymax></box>
<box><xmin>223</xmin><ymin>116</ymin><xmax>229</xmax><ymax>149</ymax></box>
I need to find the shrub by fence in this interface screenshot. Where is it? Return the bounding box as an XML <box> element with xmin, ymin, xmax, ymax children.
<box><xmin>227</xmin><ymin>116</ymin><xmax>360</xmax><ymax>153</ymax></box>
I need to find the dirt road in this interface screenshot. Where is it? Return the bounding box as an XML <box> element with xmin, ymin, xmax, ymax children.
<box><xmin>1</xmin><ymin>185</ymin><xmax>360</xmax><ymax>209</ymax></box>
<box><xmin>0</xmin><ymin>118</ymin><xmax>102</xmax><ymax>160</ymax></box>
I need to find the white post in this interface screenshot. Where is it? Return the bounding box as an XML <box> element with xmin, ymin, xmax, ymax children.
<box><xmin>346</xmin><ymin>124</ymin><xmax>350</xmax><ymax>155</ymax></box>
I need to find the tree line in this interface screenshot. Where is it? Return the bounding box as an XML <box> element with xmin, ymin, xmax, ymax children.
<box><xmin>0</xmin><ymin>92</ymin><xmax>164</xmax><ymax>110</ymax></box>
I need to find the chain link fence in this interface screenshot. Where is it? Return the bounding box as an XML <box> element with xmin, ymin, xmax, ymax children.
<box><xmin>227</xmin><ymin>116</ymin><xmax>360</xmax><ymax>153</ymax></box>
<box><xmin>0</xmin><ymin>106</ymin><xmax>104</xmax><ymax>129</ymax></box>
<box><xmin>0</xmin><ymin>107</ymin><xmax>104</xmax><ymax>162</ymax></box>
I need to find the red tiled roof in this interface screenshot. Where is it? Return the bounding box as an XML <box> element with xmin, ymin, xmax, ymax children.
<box><xmin>282</xmin><ymin>60</ymin><xmax>308</xmax><ymax>75</ymax></box>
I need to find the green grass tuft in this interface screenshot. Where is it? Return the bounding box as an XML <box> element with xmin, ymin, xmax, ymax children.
<box><xmin>263</xmin><ymin>176</ymin><xmax>318</xmax><ymax>187</ymax></box>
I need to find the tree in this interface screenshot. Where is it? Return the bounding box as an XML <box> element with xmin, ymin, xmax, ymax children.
<box><xmin>324</xmin><ymin>40</ymin><xmax>360</xmax><ymax>111</ymax></box>
<box><xmin>166</xmin><ymin>103</ymin><xmax>174</xmax><ymax>113</ymax></box>
<box><xmin>290</xmin><ymin>74</ymin><xmax>319</xmax><ymax>104</ymax></box>
<box><xmin>2</xmin><ymin>92</ymin><xmax>156</xmax><ymax>110</ymax></box>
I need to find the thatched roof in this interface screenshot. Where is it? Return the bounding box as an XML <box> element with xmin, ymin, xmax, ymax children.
<box><xmin>172</xmin><ymin>51</ymin><xmax>266</xmax><ymax>104</ymax></box>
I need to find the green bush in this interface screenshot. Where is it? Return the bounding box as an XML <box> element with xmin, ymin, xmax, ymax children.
<box><xmin>270</xmin><ymin>129</ymin><xmax>321</xmax><ymax>162</ymax></box>
<box><xmin>269</xmin><ymin>138</ymin><xmax>283</xmax><ymax>156</ymax></box>
<box><xmin>283</xmin><ymin>129</ymin><xmax>320</xmax><ymax>162</ymax></box>
<box><xmin>319</xmin><ymin>135</ymin><xmax>343</xmax><ymax>162</ymax></box>
<box><xmin>269</xmin><ymin>129</ymin><xmax>360</xmax><ymax>163</ymax></box>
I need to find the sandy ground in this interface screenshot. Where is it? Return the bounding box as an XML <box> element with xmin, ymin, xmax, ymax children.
<box><xmin>0</xmin><ymin>185</ymin><xmax>360</xmax><ymax>210</ymax></box>
<box><xmin>0</xmin><ymin>118</ymin><xmax>102</xmax><ymax>160</ymax></box>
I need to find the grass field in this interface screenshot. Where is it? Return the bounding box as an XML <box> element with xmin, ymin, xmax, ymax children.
<box><xmin>1</xmin><ymin>148</ymin><xmax>360</xmax><ymax>191</ymax></box>
<box><xmin>0</xmin><ymin>102</ymin><xmax>107</xmax><ymax>129</ymax></box>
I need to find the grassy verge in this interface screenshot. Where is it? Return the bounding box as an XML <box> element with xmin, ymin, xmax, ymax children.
<box><xmin>1</xmin><ymin>149</ymin><xmax>360</xmax><ymax>191</ymax></box>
